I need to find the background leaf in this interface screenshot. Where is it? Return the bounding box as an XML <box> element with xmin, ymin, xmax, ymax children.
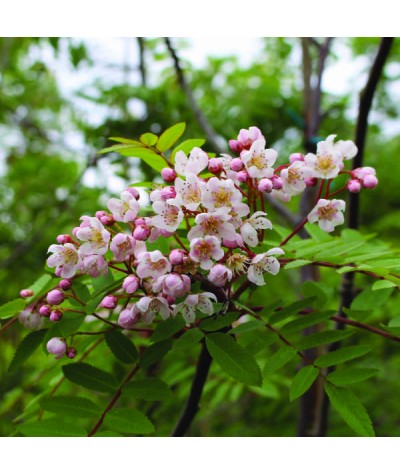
<box><xmin>156</xmin><ymin>122</ymin><xmax>186</xmax><ymax>152</ymax></box>
<box><xmin>105</xmin><ymin>330</ymin><xmax>139</xmax><ymax>364</ymax></box>
<box><xmin>8</xmin><ymin>329</ymin><xmax>48</xmax><ymax>372</ymax></box>
<box><xmin>123</xmin><ymin>378</ymin><xmax>172</xmax><ymax>401</ymax></box>
<box><xmin>290</xmin><ymin>365</ymin><xmax>319</xmax><ymax>401</ymax></box>
<box><xmin>62</xmin><ymin>363</ymin><xmax>117</xmax><ymax>393</ymax></box>
<box><xmin>104</xmin><ymin>408</ymin><xmax>154</xmax><ymax>434</ymax></box>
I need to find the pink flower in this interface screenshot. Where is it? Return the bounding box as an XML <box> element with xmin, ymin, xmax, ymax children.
<box><xmin>208</xmin><ymin>158</ymin><xmax>223</xmax><ymax>174</ymax></box>
<box><xmin>123</xmin><ymin>275</ymin><xmax>140</xmax><ymax>294</ymax></box>
<box><xmin>174</xmin><ymin>147</ymin><xmax>209</xmax><ymax>177</ymax></box>
<box><xmin>347</xmin><ymin>179</ymin><xmax>362</xmax><ymax>193</ymax></box>
<box><xmin>46</xmin><ymin>289</ymin><xmax>64</xmax><ymax>305</ymax></box>
<box><xmin>169</xmin><ymin>249</ymin><xmax>186</xmax><ymax>265</ymax></box>
<box><xmin>208</xmin><ymin>264</ymin><xmax>233</xmax><ymax>287</ymax></box>
<box><xmin>240</xmin><ymin>211</ymin><xmax>272</xmax><ymax>247</ymax></box>
<box><xmin>258</xmin><ymin>178</ymin><xmax>273</xmax><ymax>193</ymax></box>
<box><xmin>136</xmin><ymin>296</ymin><xmax>170</xmax><ymax>323</ymax></box>
<box><xmin>189</xmin><ymin>236</ymin><xmax>224</xmax><ymax>270</ymax></box>
<box><xmin>240</xmin><ymin>139</ymin><xmax>277</xmax><ymax>179</ymax></box>
<box><xmin>75</xmin><ymin>217</ymin><xmax>111</xmax><ymax>256</ymax></box>
<box><xmin>118</xmin><ymin>305</ymin><xmax>140</xmax><ymax>329</ymax></box>
<box><xmin>110</xmin><ymin>233</ymin><xmax>136</xmax><ymax>262</ymax></box>
<box><xmin>201</xmin><ymin>177</ymin><xmax>242</xmax><ymax>211</ymax></box>
<box><xmin>161</xmin><ymin>167</ymin><xmax>177</xmax><ymax>182</ymax></box>
<box><xmin>46</xmin><ymin>337</ymin><xmax>67</xmax><ymax>359</ymax></box>
<box><xmin>174</xmin><ymin>173</ymin><xmax>203</xmax><ymax>211</ymax></box>
<box><xmin>280</xmin><ymin>161</ymin><xmax>313</xmax><ymax>197</ymax></box>
<box><xmin>47</xmin><ymin>243</ymin><xmax>82</xmax><ymax>279</ymax></box>
<box><xmin>136</xmin><ymin>251</ymin><xmax>172</xmax><ymax>279</ymax></box>
<box><xmin>153</xmin><ymin>273</ymin><xmax>191</xmax><ymax>298</ymax></box>
<box><xmin>247</xmin><ymin>248</ymin><xmax>284</xmax><ymax>286</ymax></box>
<box><xmin>151</xmin><ymin>198</ymin><xmax>184</xmax><ymax>232</ymax></box>
<box><xmin>307</xmin><ymin>199</ymin><xmax>346</xmax><ymax>232</ymax></box>
<box><xmin>82</xmin><ymin>255</ymin><xmax>108</xmax><ymax>277</ymax></box>
<box><xmin>230</xmin><ymin>127</ymin><xmax>265</xmax><ymax>153</ymax></box>
<box><xmin>174</xmin><ymin>292</ymin><xmax>217</xmax><ymax>323</ymax></box>
<box><xmin>108</xmin><ymin>190</ymin><xmax>140</xmax><ymax>223</ymax></box>
<box><xmin>100</xmin><ymin>295</ymin><xmax>118</xmax><ymax>309</ymax></box>
<box><xmin>188</xmin><ymin>210</ymin><xmax>236</xmax><ymax>241</ymax></box>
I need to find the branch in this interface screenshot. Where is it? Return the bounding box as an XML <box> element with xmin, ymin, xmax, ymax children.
<box><xmin>137</xmin><ymin>37</ymin><xmax>147</xmax><ymax>87</ymax></box>
<box><xmin>164</xmin><ymin>37</ymin><xmax>224</xmax><ymax>154</ymax></box>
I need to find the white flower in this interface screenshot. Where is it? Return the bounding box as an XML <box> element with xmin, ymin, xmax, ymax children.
<box><xmin>151</xmin><ymin>198</ymin><xmax>184</xmax><ymax>232</ymax></box>
<box><xmin>47</xmin><ymin>243</ymin><xmax>82</xmax><ymax>278</ymax></box>
<box><xmin>280</xmin><ymin>161</ymin><xmax>313</xmax><ymax>197</ymax></box>
<box><xmin>201</xmin><ymin>177</ymin><xmax>242</xmax><ymax>211</ymax></box>
<box><xmin>189</xmin><ymin>235</ymin><xmax>224</xmax><ymax>270</ymax></box>
<box><xmin>240</xmin><ymin>139</ymin><xmax>277</xmax><ymax>179</ymax></box>
<box><xmin>174</xmin><ymin>292</ymin><xmax>217</xmax><ymax>324</ymax></box>
<box><xmin>247</xmin><ymin>248</ymin><xmax>284</xmax><ymax>286</ymax></box>
<box><xmin>175</xmin><ymin>147</ymin><xmax>209</xmax><ymax>177</ymax></box>
<box><xmin>75</xmin><ymin>217</ymin><xmax>111</xmax><ymax>256</ymax></box>
<box><xmin>136</xmin><ymin>250</ymin><xmax>172</xmax><ymax>279</ymax></box>
<box><xmin>307</xmin><ymin>199</ymin><xmax>346</xmax><ymax>232</ymax></box>
<box><xmin>188</xmin><ymin>210</ymin><xmax>236</xmax><ymax>241</ymax></box>
<box><xmin>174</xmin><ymin>173</ymin><xmax>203</xmax><ymax>211</ymax></box>
<box><xmin>136</xmin><ymin>296</ymin><xmax>170</xmax><ymax>323</ymax></box>
<box><xmin>108</xmin><ymin>190</ymin><xmax>140</xmax><ymax>223</ymax></box>
<box><xmin>240</xmin><ymin>211</ymin><xmax>273</xmax><ymax>247</ymax></box>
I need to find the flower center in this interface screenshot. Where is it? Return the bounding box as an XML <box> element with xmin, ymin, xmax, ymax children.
<box><xmin>247</xmin><ymin>154</ymin><xmax>266</xmax><ymax>170</ymax></box>
<box><xmin>212</xmin><ymin>189</ymin><xmax>232</xmax><ymax>207</ymax></box>
<box><xmin>318</xmin><ymin>204</ymin><xmax>336</xmax><ymax>220</ymax></box>
<box><xmin>287</xmin><ymin>168</ymin><xmax>301</xmax><ymax>183</ymax></box>
<box><xmin>317</xmin><ymin>155</ymin><xmax>334</xmax><ymax>173</ymax></box>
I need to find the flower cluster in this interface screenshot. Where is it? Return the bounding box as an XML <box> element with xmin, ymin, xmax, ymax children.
<box><xmin>17</xmin><ymin>126</ymin><xmax>378</xmax><ymax>358</ymax></box>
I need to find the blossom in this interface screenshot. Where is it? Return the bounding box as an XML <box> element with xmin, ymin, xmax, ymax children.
<box><xmin>46</xmin><ymin>289</ymin><xmax>64</xmax><ymax>305</ymax></box>
<box><xmin>201</xmin><ymin>177</ymin><xmax>242</xmax><ymax>211</ymax></box>
<box><xmin>280</xmin><ymin>161</ymin><xmax>313</xmax><ymax>197</ymax></box>
<box><xmin>188</xmin><ymin>210</ymin><xmax>236</xmax><ymax>241</ymax></box>
<box><xmin>208</xmin><ymin>264</ymin><xmax>233</xmax><ymax>287</ymax></box>
<box><xmin>136</xmin><ymin>296</ymin><xmax>170</xmax><ymax>323</ymax></box>
<box><xmin>108</xmin><ymin>190</ymin><xmax>140</xmax><ymax>223</ymax></box>
<box><xmin>153</xmin><ymin>273</ymin><xmax>191</xmax><ymax>298</ymax></box>
<box><xmin>136</xmin><ymin>251</ymin><xmax>172</xmax><ymax>280</ymax></box>
<box><xmin>19</xmin><ymin>309</ymin><xmax>43</xmax><ymax>330</ymax></box>
<box><xmin>189</xmin><ymin>236</ymin><xmax>224</xmax><ymax>270</ymax></box>
<box><xmin>75</xmin><ymin>217</ymin><xmax>111</xmax><ymax>256</ymax></box>
<box><xmin>174</xmin><ymin>173</ymin><xmax>203</xmax><ymax>211</ymax></box>
<box><xmin>46</xmin><ymin>337</ymin><xmax>67</xmax><ymax>359</ymax></box>
<box><xmin>118</xmin><ymin>305</ymin><xmax>140</xmax><ymax>329</ymax></box>
<box><xmin>247</xmin><ymin>248</ymin><xmax>284</xmax><ymax>286</ymax></box>
<box><xmin>174</xmin><ymin>292</ymin><xmax>217</xmax><ymax>323</ymax></box>
<box><xmin>229</xmin><ymin>126</ymin><xmax>265</xmax><ymax>153</ymax></box>
<box><xmin>307</xmin><ymin>199</ymin><xmax>346</xmax><ymax>232</ymax></box>
<box><xmin>47</xmin><ymin>243</ymin><xmax>82</xmax><ymax>279</ymax></box>
<box><xmin>240</xmin><ymin>139</ymin><xmax>277</xmax><ymax>179</ymax></box>
<box><xmin>151</xmin><ymin>198</ymin><xmax>184</xmax><ymax>232</ymax></box>
<box><xmin>122</xmin><ymin>275</ymin><xmax>140</xmax><ymax>294</ymax></box>
<box><xmin>81</xmin><ymin>255</ymin><xmax>108</xmax><ymax>277</ymax></box>
<box><xmin>110</xmin><ymin>233</ymin><xmax>136</xmax><ymax>262</ymax></box>
<box><xmin>240</xmin><ymin>211</ymin><xmax>272</xmax><ymax>247</ymax></box>
<box><xmin>175</xmin><ymin>147</ymin><xmax>209</xmax><ymax>177</ymax></box>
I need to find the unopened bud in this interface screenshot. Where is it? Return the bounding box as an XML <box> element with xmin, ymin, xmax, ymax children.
<box><xmin>161</xmin><ymin>168</ymin><xmax>177</xmax><ymax>183</ymax></box>
<box><xmin>208</xmin><ymin>158</ymin><xmax>223</xmax><ymax>174</ymax></box>
<box><xmin>20</xmin><ymin>289</ymin><xmax>34</xmax><ymax>298</ymax></box>
<box><xmin>101</xmin><ymin>295</ymin><xmax>118</xmax><ymax>309</ymax></box>
<box><xmin>46</xmin><ymin>289</ymin><xmax>64</xmax><ymax>306</ymax></box>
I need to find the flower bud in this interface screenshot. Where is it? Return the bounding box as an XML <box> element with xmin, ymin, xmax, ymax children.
<box><xmin>100</xmin><ymin>295</ymin><xmax>118</xmax><ymax>309</ymax></box>
<box><xmin>95</xmin><ymin>210</ymin><xmax>108</xmax><ymax>220</ymax></box>
<box><xmin>229</xmin><ymin>139</ymin><xmax>243</xmax><ymax>154</ymax></box>
<box><xmin>160</xmin><ymin>186</ymin><xmax>176</xmax><ymax>200</ymax></box>
<box><xmin>47</xmin><ymin>337</ymin><xmax>67</xmax><ymax>359</ymax></box>
<box><xmin>39</xmin><ymin>304</ymin><xmax>52</xmax><ymax>316</ymax></box>
<box><xmin>169</xmin><ymin>249</ymin><xmax>186</xmax><ymax>265</ymax></box>
<box><xmin>347</xmin><ymin>179</ymin><xmax>361</xmax><ymax>193</ymax></box>
<box><xmin>46</xmin><ymin>289</ymin><xmax>64</xmax><ymax>306</ymax></box>
<box><xmin>56</xmin><ymin>234</ymin><xmax>72</xmax><ymax>244</ymax></box>
<box><xmin>135</xmin><ymin>217</ymin><xmax>146</xmax><ymax>226</ymax></box>
<box><xmin>258</xmin><ymin>178</ymin><xmax>273</xmax><ymax>193</ymax></box>
<box><xmin>123</xmin><ymin>275</ymin><xmax>140</xmax><ymax>294</ymax></box>
<box><xmin>208</xmin><ymin>158</ymin><xmax>223</xmax><ymax>174</ymax></box>
<box><xmin>304</xmin><ymin>177</ymin><xmax>318</xmax><ymax>187</ymax></box>
<box><xmin>20</xmin><ymin>289</ymin><xmax>34</xmax><ymax>298</ymax></box>
<box><xmin>118</xmin><ymin>306</ymin><xmax>139</xmax><ymax>329</ymax></box>
<box><xmin>362</xmin><ymin>174</ymin><xmax>378</xmax><ymax>189</ymax></box>
<box><xmin>49</xmin><ymin>309</ymin><xmax>63</xmax><ymax>322</ymax></box>
<box><xmin>161</xmin><ymin>168</ymin><xmax>177</xmax><ymax>183</ymax></box>
<box><xmin>133</xmin><ymin>225</ymin><xmax>151</xmax><ymax>241</ymax></box>
<box><xmin>162</xmin><ymin>273</ymin><xmax>191</xmax><ymax>298</ymax></box>
<box><xmin>237</xmin><ymin>170</ymin><xmax>249</xmax><ymax>183</ymax></box>
<box><xmin>126</xmin><ymin>187</ymin><xmax>140</xmax><ymax>200</ymax></box>
<box><xmin>230</xmin><ymin>158</ymin><xmax>244</xmax><ymax>171</ymax></box>
<box><xmin>99</xmin><ymin>214</ymin><xmax>116</xmax><ymax>226</ymax></box>
<box><xmin>59</xmin><ymin>279</ymin><xmax>72</xmax><ymax>291</ymax></box>
<box><xmin>208</xmin><ymin>264</ymin><xmax>233</xmax><ymax>287</ymax></box>
<box><xmin>66</xmin><ymin>347</ymin><xmax>77</xmax><ymax>359</ymax></box>
<box><xmin>289</xmin><ymin>153</ymin><xmax>304</xmax><ymax>163</ymax></box>
<box><xmin>271</xmin><ymin>175</ymin><xmax>283</xmax><ymax>190</ymax></box>
<box><xmin>19</xmin><ymin>309</ymin><xmax>43</xmax><ymax>330</ymax></box>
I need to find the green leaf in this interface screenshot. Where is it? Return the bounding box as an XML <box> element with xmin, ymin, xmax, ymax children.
<box><xmin>351</xmin><ymin>286</ymin><xmax>393</xmax><ymax>311</ymax></box>
<box><xmin>205</xmin><ymin>333</ymin><xmax>262</xmax><ymax>386</ymax></box>
<box><xmin>8</xmin><ymin>329</ymin><xmax>48</xmax><ymax>372</ymax></box>
<box><xmin>45</xmin><ymin>313</ymin><xmax>84</xmax><ymax>339</ymax></box>
<box><xmin>0</xmin><ymin>298</ymin><xmax>26</xmax><ymax>319</ymax></box>
<box><xmin>265</xmin><ymin>296</ymin><xmax>316</xmax><ymax>325</ymax></box>
<box><xmin>140</xmin><ymin>339</ymin><xmax>172</xmax><ymax>368</ymax></box>
<box><xmin>105</xmin><ymin>330</ymin><xmax>139</xmax><ymax>364</ymax></box>
<box><xmin>71</xmin><ymin>281</ymin><xmax>91</xmax><ymax>305</ymax></box>
<box><xmin>27</xmin><ymin>274</ymin><xmax>54</xmax><ymax>299</ymax></box>
<box><xmin>104</xmin><ymin>408</ymin><xmax>154</xmax><ymax>434</ymax></box>
<box><xmin>371</xmin><ymin>280</ymin><xmax>396</xmax><ymax>290</ymax></box>
<box><xmin>199</xmin><ymin>312</ymin><xmax>238</xmax><ymax>331</ymax></box>
<box><xmin>280</xmin><ymin>310</ymin><xmax>333</xmax><ymax>335</ymax></box>
<box><xmin>302</xmin><ymin>281</ymin><xmax>333</xmax><ymax>307</ymax></box>
<box><xmin>140</xmin><ymin>132</ymin><xmax>158</xmax><ymax>146</ymax></box>
<box><xmin>109</xmin><ymin>137</ymin><xmax>143</xmax><ymax>145</ymax></box>
<box><xmin>296</xmin><ymin>330</ymin><xmax>353</xmax><ymax>351</ymax></box>
<box><xmin>123</xmin><ymin>378</ymin><xmax>172</xmax><ymax>401</ymax></box>
<box><xmin>17</xmin><ymin>418</ymin><xmax>87</xmax><ymax>437</ymax></box>
<box><xmin>150</xmin><ymin>316</ymin><xmax>186</xmax><ymax>342</ymax></box>
<box><xmin>314</xmin><ymin>345</ymin><xmax>372</xmax><ymax>368</ymax></box>
<box><xmin>263</xmin><ymin>347</ymin><xmax>297</xmax><ymax>375</ymax></box>
<box><xmin>93</xmin><ymin>431</ymin><xmax>120</xmax><ymax>437</ymax></box>
<box><xmin>229</xmin><ymin>320</ymin><xmax>265</xmax><ymax>334</ymax></box>
<box><xmin>324</xmin><ymin>384</ymin><xmax>375</xmax><ymax>436</ymax></box>
<box><xmin>174</xmin><ymin>328</ymin><xmax>203</xmax><ymax>350</ymax></box>
<box><xmin>290</xmin><ymin>366</ymin><xmax>319</xmax><ymax>401</ymax></box>
<box><xmin>99</xmin><ymin>142</ymin><xmax>142</xmax><ymax>153</ymax></box>
<box><xmin>124</xmin><ymin>147</ymin><xmax>167</xmax><ymax>172</ymax></box>
<box><xmin>156</xmin><ymin>122</ymin><xmax>186</xmax><ymax>152</ymax></box>
<box><xmin>40</xmin><ymin>396</ymin><xmax>101</xmax><ymax>419</ymax></box>
<box><xmin>171</xmin><ymin>138</ymin><xmax>206</xmax><ymax>160</ymax></box>
<box><xmin>284</xmin><ymin>259</ymin><xmax>312</xmax><ymax>270</ymax></box>
<box><xmin>62</xmin><ymin>363</ymin><xmax>117</xmax><ymax>393</ymax></box>
<box><xmin>327</xmin><ymin>368</ymin><xmax>379</xmax><ymax>386</ymax></box>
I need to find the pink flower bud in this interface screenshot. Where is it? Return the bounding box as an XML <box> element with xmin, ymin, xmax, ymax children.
<box><xmin>101</xmin><ymin>295</ymin><xmax>118</xmax><ymax>309</ymax></box>
<box><xmin>19</xmin><ymin>309</ymin><xmax>43</xmax><ymax>330</ymax></box>
<box><xmin>50</xmin><ymin>309</ymin><xmax>63</xmax><ymax>322</ymax></box>
<box><xmin>161</xmin><ymin>168</ymin><xmax>177</xmax><ymax>183</ymax></box>
<box><xmin>123</xmin><ymin>275</ymin><xmax>140</xmax><ymax>294</ymax></box>
<box><xmin>258</xmin><ymin>178</ymin><xmax>273</xmax><ymax>193</ymax></box>
<box><xmin>160</xmin><ymin>229</ymin><xmax>174</xmax><ymax>238</ymax></box>
<box><xmin>135</xmin><ymin>217</ymin><xmax>146</xmax><ymax>226</ymax></box>
<box><xmin>223</xmin><ymin>238</ymin><xmax>240</xmax><ymax>249</ymax></box>
<box><xmin>162</xmin><ymin>273</ymin><xmax>191</xmax><ymax>298</ymax></box>
<box><xmin>96</xmin><ymin>210</ymin><xmax>108</xmax><ymax>219</ymax></box>
<box><xmin>20</xmin><ymin>289</ymin><xmax>34</xmax><ymax>298</ymax></box>
<box><xmin>352</xmin><ymin>166</ymin><xmax>376</xmax><ymax>180</ymax></box>
<box><xmin>59</xmin><ymin>279</ymin><xmax>72</xmax><ymax>291</ymax></box>
<box><xmin>55</xmin><ymin>268</ymin><xmax>62</xmax><ymax>278</ymax></box>
<box><xmin>347</xmin><ymin>179</ymin><xmax>361</xmax><ymax>193</ymax></box>
<box><xmin>362</xmin><ymin>174</ymin><xmax>378</xmax><ymax>189</ymax></box>
<box><xmin>229</xmin><ymin>139</ymin><xmax>243</xmax><ymax>154</ymax></box>
<box><xmin>47</xmin><ymin>337</ymin><xmax>67</xmax><ymax>359</ymax></box>
<box><xmin>289</xmin><ymin>153</ymin><xmax>304</xmax><ymax>163</ymax></box>
<box><xmin>271</xmin><ymin>175</ymin><xmax>283</xmax><ymax>190</ymax></box>
<box><xmin>304</xmin><ymin>177</ymin><xmax>318</xmax><ymax>187</ymax></box>
<box><xmin>208</xmin><ymin>264</ymin><xmax>233</xmax><ymax>287</ymax></box>
<box><xmin>169</xmin><ymin>249</ymin><xmax>186</xmax><ymax>265</ymax></box>
<box><xmin>99</xmin><ymin>214</ymin><xmax>115</xmax><ymax>226</ymax></box>
<box><xmin>166</xmin><ymin>295</ymin><xmax>175</xmax><ymax>305</ymax></box>
<box><xmin>118</xmin><ymin>307</ymin><xmax>139</xmax><ymax>329</ymax></box>
<box><xmin>237</xmin><ymin>170</ymin><xmax>249</xmax><ymax>183</ymax></box>
<box><xmin>208</xmin><ymin>158</ymin><xmax>223</xmax><ymax>174</ymax></box>
<box><xmin>56</xmin><ymin>234</ymin><xmax>72</xmax><ymax>244</ymax></box>
<box><xmin>46</xmin><ymin>289</ymin><xmax>64</xmax><ymax>306</ymax></box>
<box><xmin>126</xmin><ymin>187</ymin><xmax>140</xmax><ymax>200</ymax></box>
<box><xmin>39</xmin><ymin>305</ymin><xmax>52</xmax><ymax>316</ymax></box>
<box><xmin>72</xmin><ymin>227</ymin><xmax>80</xmax><ymax>238</ymax></box>
<box><xmin>160</xmin><ymin>186</ymin><xmax>176</xmax><ymax>200</ymax></box>
<box><xmin>66</xmin><ymin>347</ymin><xmax>77</xmax><ymax>359</ymax></box>
<box><xmin>230</xmin><ymin>158</ymin><xmax>244</xmax><ymax>171</ymax></box>
<box><xmin>133</xmin><ymin>225</ymin><xmax>151</xmax><ymax>241</ymax></box>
